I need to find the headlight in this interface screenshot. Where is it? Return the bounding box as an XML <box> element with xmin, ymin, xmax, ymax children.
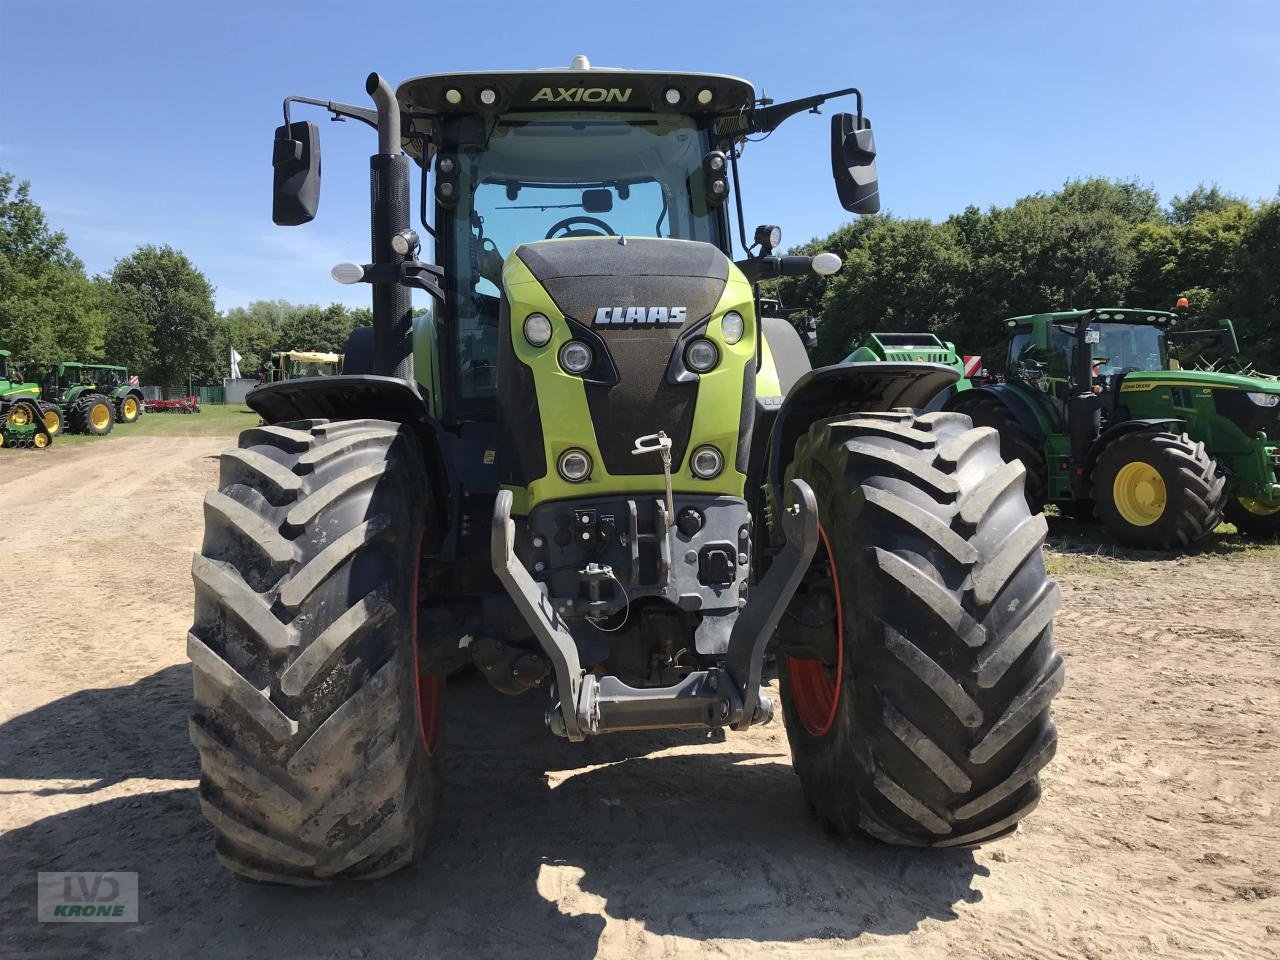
<box><xmin>720</xmin><ymin>311</ymin><xmax>744</xmax><ymax>345</ymax></box>
<box><xmin>1246</xmin><ymin>392</ymin><xmax>1280</xmax><ymax>408</ymax></box>
<box><xmin>558</xmin><ymin>340</ymin><xmax>593</xmax><ymax>374</ymax></box>
<box><xmin>557</xmin><ymin>448</ymin><xmax>592</xmax><ymax>482</ymax></box>
<box><xmin>690</xmin><ymin>445</ymin><xmax>724</xmax><ymax>479</ymax></box>
<box><xmin>685</xmin><ymin>338</ymin><xmax>719</xmax><ymax>373</ymax></box>
<box><xmin>523</xmin><ymin>313</ymin><xmax>552</xmax><ymax>347</ymax></box>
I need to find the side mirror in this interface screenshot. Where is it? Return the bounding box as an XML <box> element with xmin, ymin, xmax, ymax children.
<box><xmin>581</xmin><ymin>189</ymin><xmax>613</xmax><ymax>213</ymax></box>
<box><xmin>1219</xmin><ymin>319</ymin><xmax>1240</xmax><ymax>357</ymax></box>
<box><xmin>273</xmin><ymin>121</ymin><xmax>321</xmax><ymax>226</ymax></box>
<box><xmin>831</xmin><ymin>113</ymin><xmax>879</xmax><ymax>214</ymax></box>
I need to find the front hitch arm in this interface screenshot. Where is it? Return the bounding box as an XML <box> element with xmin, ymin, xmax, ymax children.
<box><xmin>725</xmin><ymin>478</ymin><xmax>819</xmax><ymax>731</ymax></box>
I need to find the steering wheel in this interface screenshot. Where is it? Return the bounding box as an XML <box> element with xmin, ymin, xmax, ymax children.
<box><xmin>545</xmin><ymin>216</ymin><xmax>616</xmax><ymax>239</ymax></box>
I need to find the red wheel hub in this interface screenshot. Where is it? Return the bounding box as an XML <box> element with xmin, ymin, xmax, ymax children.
<box><xmin>785</xmin><ymin>527</ymin><xmax>844</xmax><ymax>737</ymax></box>
<box><xmin>409</xmin><ymin>529</ymin><xmax>442</xmax><ymax>756</ymax></box>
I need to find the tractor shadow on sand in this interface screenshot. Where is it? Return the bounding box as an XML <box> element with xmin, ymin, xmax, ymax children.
<box><xmin>0</xmin><ymin>667</ymin><xmax>986</xmax><ymax>958</ymax></box>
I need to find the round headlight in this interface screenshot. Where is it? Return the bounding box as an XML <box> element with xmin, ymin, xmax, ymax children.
<box><xmin>685</xmin><ymin>338</ymin><xmax>719</xmax><ymax>373</ymax></box>
<box><xmin>523</xmin><ymin>313</ymin><xmax>553</xmax><ymax>347</ymax></box>
<box><xmin>444</xmin><ymin>88</ymin><xmax>462</xmax><ymax>105</ymax></box>
<box><xmin>559</xmin><ymin>340</ymin><xmax>593</xmax><ymax>374</ymax></box>
<box><xmin>558</xmin><ymin>448</ymin><xmax>592</xmax><ymax>482</ymax></box>
<box><xmin>721</xmin><ymin>311</ymin><xmax>744</xmax><ymax>345</ymax></box>
<box><xmin>690</xmin><ymin>445</ymin><xmax>724</xmax><ymax>479</ymax></box>
<box><xmin>479</xmin><ymin>87</ymin><xmax>497</xmax><ymax>106</ymax></box>
<box><xmin>664</xmin><ymin>87</ymin><xmax>682</xmax><ymax>105</ymax></box>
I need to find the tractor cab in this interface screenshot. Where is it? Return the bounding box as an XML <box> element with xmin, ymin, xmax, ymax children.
<box><xmin>268</xmin><ymin>350</ymin><xmax>343</xmax><ymax>382</ymax></box>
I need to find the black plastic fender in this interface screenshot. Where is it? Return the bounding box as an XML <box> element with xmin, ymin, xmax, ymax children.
<box><xmin>247</xmin><ymin>375</ymin><xmax>455</xmax><ymax>553</ymax></box>
<box><xmin>761</xmin><ymin>361</ymin><xmax>959</xmax><ymax>537</ymax></box>
<box><xmin>946</xmin><ymin>382</ymin><xmax>1052</xmax><ymax>439</ymax></box>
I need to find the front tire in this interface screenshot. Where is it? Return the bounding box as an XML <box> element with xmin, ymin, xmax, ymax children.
<box><xmin>189</xmin><ymin>418</ymin><xmax>442</xmax><ymax>884</ymax></box>
<box><xmin>40</xmin><ymin>403</ymin><xmax>64</xmax><ymax>436</ymax></box>
<box><xmin>778</xmin><ymin>410</ymin><xmax>1063</xmax><ymax>847</ymax></box>
<box><xmin>116</xmin><ymin>394</ymin><xmax>142</xmax><ymax>424</ymax></box>
<box><xmin>1092</xmin><ymin>430</ymin><xmax>1224</xmax><ymax>550</ymax></box>
<box><xmin>1223</xmin><ymin>495</ymin><xmax>1280</xmax><ymax>539</ymax></box>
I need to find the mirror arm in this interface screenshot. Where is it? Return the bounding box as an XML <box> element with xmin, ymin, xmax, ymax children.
<box><xmin>728</xmin><ymin>147</ymin><xmax>753</xmax><ymax>257</ymax></box>
<box><xmin>747</xmin><ymin>87</ymin><xmax>861</xmax><ymax>135</ymax></box>
<box><xmin>353</xmin><ymin>261</ymin><xmax>446</xmax><ymax>303</ymax></box>
<box><xmin>283</xmin><ymin>95</ymin><xmax>379</xmax><ymax>131</ymax></box>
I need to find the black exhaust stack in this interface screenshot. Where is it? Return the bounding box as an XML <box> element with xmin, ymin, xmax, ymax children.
<box><xmin>366</xmin><ymin>73</ymin><xmax>414</xmax><ymax>380</ymax></box>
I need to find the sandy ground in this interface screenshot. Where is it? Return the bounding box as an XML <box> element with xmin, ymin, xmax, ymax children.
<box><xmin>1</xmin><ymin>437</ymin><xmax>1277</xmax><ymax>960</ymax></box>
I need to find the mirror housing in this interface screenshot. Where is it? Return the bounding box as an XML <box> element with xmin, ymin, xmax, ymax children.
<box><xmin>273</xmin><ymin>121</ymin><xmax>321</xmax><ymax>226</ymax></box>
<box><xmin>831</xmin><ymin>113</ymin><xmax>879</xmax><ymax>214</ymax></box>
<box><xmin>581</xmin><ymin>189</ymin><xmax>613</xmax><ymax>213</ymax></box>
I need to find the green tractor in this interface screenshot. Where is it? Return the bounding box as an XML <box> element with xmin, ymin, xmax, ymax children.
<box><xmin>1</xmin><ymin>349</ymin><xmax>64</xmax><ymax>439</ymax></box>
<box><xmin>188</xmin><ymin>59</ymin><xmax>1064</xmax><ymax>885</ymax></box>
<box><xmin>0</xmin><ymin>350</ymin><xmax>54</xmax><ymax>450</ymax></box>
<box><xmin>84</xmin><ymin>363</ymin><xmax>146</xmax><ymax>424</ymax></box>
<box><xmin>949</xmin><ymin>307</ymin><xmax>1280</xmax><ymax>548</ymax></box>
<box><xmin>40</xmin><ymin>362</ymin><xmax>116</xmax><ymax>436</ymax></box>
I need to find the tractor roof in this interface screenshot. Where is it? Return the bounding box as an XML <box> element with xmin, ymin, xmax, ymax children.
<box><xmin>397</xmin><ymin>57</ymin><xmax>755</xmax><ymax>161</ymax></box>
<box><xmin>1005</xmin><ymin>308</ymin><xmax>1179</xmax><ymax>328</ymax></box>
<box><xmin>0</xmin><ymin>349</ymin><xmax>9</xmax><ymax>357</ymax></box>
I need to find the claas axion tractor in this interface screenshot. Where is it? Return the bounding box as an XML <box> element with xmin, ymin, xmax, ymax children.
<box><xmin>188</xmin><ymin>58</ymin><xmax>1064</xmax><ymax>884</ymax></box>
<box><xmin>950</xmin><ymin>307</ymin><xmax>1280</xmax><ymax>548</ymax></box>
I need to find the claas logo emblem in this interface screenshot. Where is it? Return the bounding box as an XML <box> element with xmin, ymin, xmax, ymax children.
<box><xmin>593</xmin><ymin>306</ymin><xmax>687</xmax><ymax>327</ymax></box>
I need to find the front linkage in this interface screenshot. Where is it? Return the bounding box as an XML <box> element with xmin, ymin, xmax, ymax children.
<box><xmin>492</xmin><ymin>479</ymin><xmax>817</xmax><ymax>740</ymax></box>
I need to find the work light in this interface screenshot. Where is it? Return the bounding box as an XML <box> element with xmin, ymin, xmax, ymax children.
<box><xmin>558</xmin><ymin>449</ymin><xmax>593</xmax><ymax>482</ymax></box>
<box><xmin>523</xmin><ymin>313</ymin><xmax>553</xmax><ymax>347</ymax></box>
<box><xmin>685</xmin><ymin>338</ymin><xmax>719</xmax><ymax>373</ymax></box>
<box><xmin>691</xmin><ymin>445</ymin><xmax>724</xmax><ymax>479</ymax></box>
<box><xmin>559</xmin><ymin>341</ymin><xmax>593</xmax><ymax>374</ymax></box>
<box><xmin>721</xmin><ymin>312</ymin><xmax>744</xmax><ymax>345</ymax></box>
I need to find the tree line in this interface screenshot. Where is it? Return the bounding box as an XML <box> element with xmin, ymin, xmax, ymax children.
<box><xmin>0</xmin><ymin>170</ymin><xmax>371</xmax><ymax>386</ymax></box>
<box><xmin>774</xmin><ymin>178</ymin><xmax>1280</xmax><ymax>371</ymax></box>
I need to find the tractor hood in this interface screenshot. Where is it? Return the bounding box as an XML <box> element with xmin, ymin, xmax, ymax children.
<box><xmin>496</xmin><ymin>236</ymin><xmax>756</xmax><ymax>512</ymax></box>
<box><xmin>1120</xmin><ymin>368</ymin><xmax>1280</xmax><ymax>395</ymax></box>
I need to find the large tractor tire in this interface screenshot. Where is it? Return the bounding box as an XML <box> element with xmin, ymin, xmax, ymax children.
<box><xmin>39</xmin><ymin>402</ymin><xmax>64</xmax><ymax>437</ymax></box>
<box><xmin>778</xmin><ymin>410</ymin><xmax>1063</xmax><ymax>847</ymax></box>
<box><xmin>948</xmin><ymin>393</ymin><xmax>1048</xmax><ymax>512</ymax></box>
<box><xmin>116</xmin><ymin>393</ymin><xmax>143</xmax><ymax>424</ymax></box>
<box><xmin>70</xmin><ymin>393</ymin><xmax>115</xmax><ymax>436</ymax></box>
<box><xmin>189</xmin><ymin>418</ymin><xmax>443</xmax><ymax>884</ymax></box>
<box><xmin>1092</xmin><ymin>430</ymin><xmax>1224</xmax><ymax>550</ymax></box>
<box><xmin>1222</xmin><ymin>495</ymin><xmax>1280</xmax><ymax>539</ymax></box>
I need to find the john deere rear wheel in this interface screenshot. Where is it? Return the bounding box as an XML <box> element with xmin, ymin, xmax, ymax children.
<box><xmin>70</xmin><ymin>393</ymin><xmax>115</xmax><ymax>436</ymax></box>
<box><xmin>189</xmin><ymin>418</ymin><xmax>443</xmax><ymax>884</ymax></box>
<box><xmin>948</xmin><ymin>393</ymin><xmax>1047</xmax><ymax>512</ymax></box>
<box><xmin>1092</xmin><ymin>430</ymin><xmax>1224</xmax><ymax>550</ymax></box>
<box><xmin>40</xmin><ymin>403</ymin><xmax>64</xmax><ymax>437</ymax></box>
<box><xmin>116</xmin><ymin>394</ymin><xmax>142</xmax><ymax>424</ymax></box>
<box><xmin>1223</xmin><ymin>495</ymin><xmax>1280</xmax><ymax>539</ymax></box>
<box><xmin>778</xmin><ymin>410</ymin><xmax>1063</xmax><ymax>847</ymax></box>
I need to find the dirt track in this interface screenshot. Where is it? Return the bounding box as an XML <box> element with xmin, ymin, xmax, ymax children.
<box><xmin>1</xmin><ymin>437</ymin><xmax>1277</xmax><ymax>959</ymax></box>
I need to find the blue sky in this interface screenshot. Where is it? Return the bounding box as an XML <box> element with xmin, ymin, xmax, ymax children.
<box><xmin>2</xmin><ymin>0</ymin><xmax>1277</xmax><ymax>310</ymax></box>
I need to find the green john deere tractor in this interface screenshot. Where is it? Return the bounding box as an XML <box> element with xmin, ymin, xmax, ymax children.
<box><xmin>847</xmin><ymin>332</ymin><xmax>975</xmax><ymax>407</ymax></box>
<box><xmin>949</xmin><ymin>307</ymin><xmax>1280</xmax><ymax>548</ymax></box>
<box><xmin>84</xmin><ymin>363</ymin><xmax>146</xmax><ymax>424</ymax></box>
<box><xmin>40</xmin><ymin>362</ymin><xmax>116</xmax><ymax>436</ymax></box>
<box><xmin>188</xmin><ymin>58</ymin><xmax>1064</xmax><ymax>884</ymax></box>
<box><xmin>0</xmin><ymin>350</ymin><xmax>54</xmax><ymax>449</ymax></box>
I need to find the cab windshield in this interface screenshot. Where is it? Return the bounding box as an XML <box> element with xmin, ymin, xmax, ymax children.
<box><xmin>1075</xmin><ymin>322</ymin><xmax>1168</xmax><ymax>375</ymax></box>
<box><xmin>445</xmin><ymin>111</ymin><xmax>723</xmax><ymax>404</ymax></box>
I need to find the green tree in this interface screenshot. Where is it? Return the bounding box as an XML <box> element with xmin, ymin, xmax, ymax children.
<box><xmin>1230</xmin><ymin>200</ymin><xmax>1280</xmax><ymax>368</ymax></box>
<box><xmin>109</xmin><ymin>245</ymin><xmax>219</xmax><ymax>387</ymax></box>
<box><xmin>1168</xmin><ymin>184</ymin><xmax>1245</xmax><ymax>226</ymax></box>
<box><xmin>0</xmin><ymin>171</ymin><xmax>106</xmax><ymax>365</ymax></box>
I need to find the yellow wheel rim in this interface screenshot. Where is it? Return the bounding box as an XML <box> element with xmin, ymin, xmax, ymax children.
<box><xmin>1239</xmin><ymin>497</ymin><xmax>1280</xmax><ymax>517</ymax></box>
<box><xmin>123</xmin><ymin>397</ymin><xmax>138</xmax><ymax>418</ymax></box>
<box><xmin>8</xmin><ymin>405</ymin><xmax>30</xmax><ymax>427</ymax></box>
<box><xmin>91</xmin><ymin>403</ymin><xmax>111</xmax><ymax>431</ymax></box>
<box><xmin>43</xmin><ymin>409</ymin><xmax>61</xmax><ymax>433</ymax></box>
<box><xmin>1113</xmin><ymin>461</ymin><xmax>1167</xmax><ymax>526</ymax></box>
<box><xmin>33</xmin><ymin>432</ymin><xmax>48</xmax><ymax>448</ymax></box>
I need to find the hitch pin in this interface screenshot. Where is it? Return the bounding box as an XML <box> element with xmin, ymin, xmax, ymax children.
<box><xmin>632</xmin><ymin>431</ymin><xmax>676</xmax><ymax>559</ymax></box>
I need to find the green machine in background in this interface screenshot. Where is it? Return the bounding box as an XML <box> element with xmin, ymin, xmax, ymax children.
<box><xmin>0</xmin><ymin>349</ymin><xmax>54</xmax><ymax>449</ymax></box>
<box><xmin>949</xmin><ymin>307</ymin><xmax>1280</xmax><ymax>548</ymax></box>
<box><xmin>83</xmin><ymin>363</ymin><xmax>146</xmax><ymax>424</ymax></box>
<box><xmin>846</xmin><ymin>332</ymin><xmax>974</xmax><ymax>405</ymax></box>
<box><xmin>39</xmin><ymin>362</ymin><xmax>116</xmax><ymax>436</ymax></box>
